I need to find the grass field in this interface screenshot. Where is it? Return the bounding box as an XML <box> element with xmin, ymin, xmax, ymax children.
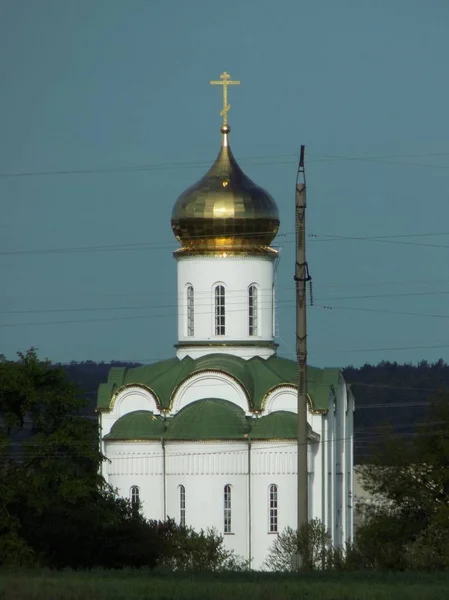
<box><xmin>1</xmin><ymin>569</ymin><xmax>449</xmax><ymax>600</ymax></box>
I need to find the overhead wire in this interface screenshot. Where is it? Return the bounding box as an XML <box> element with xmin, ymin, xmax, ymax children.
<box><xmin>3</xmin><ymin>425</ymin><xmax>448</xmax><ymax>461</ymax></box>
<box><xmin>1</xmin><ymin>150</ymin><xmax>449</xmax><ymax>180</ymax></box>
<box><xmin>5</xmin><ymin>286</ymin><xmax>449</xmax><ymax>317</ymax></box>
<box><xmin>4</xmin><ymin>229</ymin><xmax>449</xmax><ymax>258</ymax></box>
<box><xmin>4</xmin><ymin>294</ymin><xmax>449</xmax><ymax>330</ymax></box>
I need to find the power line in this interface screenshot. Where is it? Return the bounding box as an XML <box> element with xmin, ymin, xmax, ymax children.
<box><xmin>310</xmin><ymin>232</ymin><xmax>449</xmax><ymax>251</ymax></box>
<box><xmin>4</xmin><ymin>425</ymin><xmax>449</xmax><ymax>462</ymax></box>
<box><xmin>1</xmin><ymin>274</ymin><xmax>449</xmax><ymax>302</ymax></box>
<box><xmin>3</xmin><ymin>229</ymin><xmax>449</xmax><ymax>259</ymax></box>
<box><xmin>2</xmin><ymin>150</ymin><xmax>449</xmax><ymax>180</ymax></box>
<box><xmin>4</xmin><ymin>292</ymin><xmax>449</xmax><ymax>326</ymax></box>
<box><xmin>315</xmin><ymin>303</ymin><xmax>449</xmax><ymax>320</ymax></box>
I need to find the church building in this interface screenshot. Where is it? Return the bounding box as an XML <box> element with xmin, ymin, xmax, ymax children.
<box><xmin>97</xmin><ymin>73</ymin><xmax>354</xmax><ymax>570</ymax></box>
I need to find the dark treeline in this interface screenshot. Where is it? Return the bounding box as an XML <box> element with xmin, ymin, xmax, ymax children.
<box><xmin>61</xmin><ymin>358</ymin><xmax>449</xmax><ymax>464</ymax></box>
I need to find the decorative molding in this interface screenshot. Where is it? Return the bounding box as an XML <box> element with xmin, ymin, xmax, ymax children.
<box><xmin>107</xmin><ymin>452</ymin><xmax>163</xmax><ymax>476</ymax></box>
<box><xmin>173</xmin><ymin>248</ymin><xmax>278</xmax><ymax>260</ymax></box>
<box><xmin>106</xmin><ymin>445</ymin><xmax>316</xmax><ymax>476</ymax></box>
<box><xmin>175</xmin><ymin>340</ymin><xmax>278</xmax><ymax>349</ymax></box>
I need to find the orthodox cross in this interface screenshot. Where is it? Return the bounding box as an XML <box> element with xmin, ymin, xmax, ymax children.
<box><xmin>210</xmin><ymin>71</ymin><xmax>240</xmax><ymax>125</ymax></box>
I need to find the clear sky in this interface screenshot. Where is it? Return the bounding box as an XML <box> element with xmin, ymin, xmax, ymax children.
<box><xmin>1</xmin><ymin>0</ymin><xmax>449</xmax><ymax>368</ymax></box>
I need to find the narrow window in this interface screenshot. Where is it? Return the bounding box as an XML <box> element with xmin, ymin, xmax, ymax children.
<box><xmin>130</xmin><ymin>485</ymin><xmax>140</xmax><ymax>507</ymax></box>
<box><xmin>224</xmin><ymin>484</ymin><xmax>232</xmax><ymax>533</ymax></box>
<box><xmin>187</xmin><ymin>285</ymin><xmax>194</xmax><ymax>336</ymax></box>
<box><xmin>269</xmin><ymin>484</ymin><xmax>278</xmax><ymax>533</ymax></box>
<box><xmin>180</xmin><ymin>485</ymin><xmax>186</xmax><ymax>526</ymax></box>
<box><xmin>215</xmin><ymin>285</ymin><xmax>225</xmax><ymax>335</ymax></box>
<box><xmin>249</xmin><ymin>285</ymin><xmax>258</xmax><ymax>336</ymax></box>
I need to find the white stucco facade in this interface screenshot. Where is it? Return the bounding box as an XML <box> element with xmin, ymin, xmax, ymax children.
<box><xmin>176</xmin><ymin>253</ymin><xmax>277</xmax><ymax>360</ymax></box>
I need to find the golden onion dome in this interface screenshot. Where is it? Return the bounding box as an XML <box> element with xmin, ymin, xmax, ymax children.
<box><xmin>171</xmin><ymin>125</ymin><xmax>279</xmax><ymax>254</ymax></box>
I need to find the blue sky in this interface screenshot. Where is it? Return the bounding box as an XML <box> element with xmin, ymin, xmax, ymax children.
<box><xmin>1</xmin><ymin>0</ymin><xmax>449</xmax><ymax>368</ymax></box>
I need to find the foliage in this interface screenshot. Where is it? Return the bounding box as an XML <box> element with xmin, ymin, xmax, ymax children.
<box><xmin>354</xmin><ymin>394</ymin><xmax>449</xmax><ymax>570</ymax></box>
<box><xmin>0</xmin><ymin>350</ymin><xmax>163</xmax><ymax>569</ymax></box>
<box><xmin>155</xmin><ymin>519</ymin><xmax>248</xmax><ymax>571</ymax></box>
<box><xmin>264</xmin><ymin>518</ymin><xmax>332</xmax><ymax>571</ymax></box>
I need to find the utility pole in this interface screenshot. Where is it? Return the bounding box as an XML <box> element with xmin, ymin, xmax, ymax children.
<box><xmin>295</xmin><ymin>145</ymin><xmax>310</xmax><ymax>543</ymax></box>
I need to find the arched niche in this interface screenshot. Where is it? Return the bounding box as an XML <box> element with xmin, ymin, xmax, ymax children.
<box><xmin>263</xmin><ymin>386</ymin><xmax>297</xmax><ymax>414</ymax></box>
<box><xmin>111</xmin><ymin>385</ymin><xmax>160</xmax><ymax>417</ymax></box>
<box><xmin>170</xmin><ymin>371</ymin><xmax>250</xmax><ymax>415</ymax></box>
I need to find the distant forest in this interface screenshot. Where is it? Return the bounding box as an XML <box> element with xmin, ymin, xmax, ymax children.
<box><xmin>61</xmin><ymin>359</ymin><xmax>449</xmax><ymax>464</ymax></box>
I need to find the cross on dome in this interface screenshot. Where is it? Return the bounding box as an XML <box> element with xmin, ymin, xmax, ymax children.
<box><xmin>210</xmin><ymin>71</ymin><xmax>240</xmax><ymax>125</ymax></box>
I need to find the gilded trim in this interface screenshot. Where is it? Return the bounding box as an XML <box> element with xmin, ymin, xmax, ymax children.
<box><xmin>108</xmin><ymin>383</ymin><xmax>162</xmax><ymax>412</ymax></box>
<box><xmin>104</xmin><ymin>438</ymin><xmax>163</xmax><ymax>443</ymax></box>
<box><xmin>250</xmin><ymin>434</ymin><xmax>320</xmax><ymax>443</ymax></box>
<box><xmin>104</xmin><ymin>439</ymin><xmax>252</xmax><ymax>445</ymax></box>
<box><xmin>173</xmin><ymin>246</ymin><xmax>278</xmax><ymax>259</ymax></box>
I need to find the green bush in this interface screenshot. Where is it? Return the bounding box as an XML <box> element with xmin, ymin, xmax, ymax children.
<box><xmin>155</xmin><ymin>519</ymin><xmax>248</xmax><ymax>572</ymax></box>
<box><xmin>264</xmin><ymin>518</ymin><xmax>333</xmax><ymax>571</ymax></box>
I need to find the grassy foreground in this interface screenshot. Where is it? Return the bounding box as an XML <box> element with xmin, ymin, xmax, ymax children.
<box><xmin>1</xmin><ymin>569</ymin><xmax>449</xmax><ymax>600</ymax></box>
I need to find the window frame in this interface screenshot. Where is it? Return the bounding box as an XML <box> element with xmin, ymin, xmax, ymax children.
<box><xmin>269</xmin><ymin>484</ymin><xmax>278</xmax><ymax>533</ymax></box>
<box><xmin>248</xmin><ymin>284</ymin><xmax>258</xmax><ymax>336</ymax></box>
<box><xmin>224</xmin><ymin>484</ymin><xmax>232</xmax><ymax>534</ymax></box>
<box><xmin>130</xmin><ymin>485</ymin><xmax>140</xmax><ymax>507</ymax></box>
<box><xmin>214</xmin><ymin>284</ymin><xmax>226</xmax><ymax>336</ymax></box>
<box><xmin>179</xmin><ymin>484</ymin><xmax>186</xmax><ymax>526</ymax></box>
<box><xmin>186</xmin><ymin>285</ymin><xmax>194</xmax><ymax>337</ymax></box>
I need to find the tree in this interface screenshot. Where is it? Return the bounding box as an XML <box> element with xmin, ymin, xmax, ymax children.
<box><xmin>355</xmin><ymin>394</ymin><xmax>449</xmax><ymax>570</ymax></box>
<box><xmin>265</xmin><ymin>519</ymin><xmax>332</xmax><ymax>571</ymax></box>
<box><xmin>156</xmin><ymin>520</ymin><xmax>248</xmax><ymax>571</ymax></box>
<box><xmin>0</xmin><ymin>350</ymin><xmax>167</xmax><ymax>568</ymax></box>
<box><xmin>0</xmin><ymin>349</ymin><xmax>106</xmax><ymax>566</ymax></box>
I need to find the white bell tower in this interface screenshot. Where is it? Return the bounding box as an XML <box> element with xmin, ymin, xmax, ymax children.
<box><xmin>171</xmin><ymin>73</ymin><xmax>280</xmax><ymax>360</ymax></box>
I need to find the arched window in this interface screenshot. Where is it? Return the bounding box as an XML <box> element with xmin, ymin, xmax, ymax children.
<box><xmin>179</xmin><ymin>485</ymin><xmax>186</xmax><ymax>526</ymax></box>
<box><xmin>224</xmin><ymin>484</ymin><xmax>232</xmax><ymax>533</ymax></box>
<box><xmin>130</xmin><ymin>485</ymin><xmax>140</xmax><ymax>507</ymax></box>
<box><xmin>187</xmin><ymin>285</ymin><xmax>194</xmax><ymax>336</ymax></box>
<box><xmin>215</xmin><ymin>285</ymin><xmax>225</xmax><ymax>335</ymax></box>
<box><xmin>248</xmin><ymin>285</ymin><xmax>258</xmax><ymax>336</ymax></box>
<box><xmin>269</xmin><ymin>484</ymin><xmax>278</xmax><ymax>533</ymax></box>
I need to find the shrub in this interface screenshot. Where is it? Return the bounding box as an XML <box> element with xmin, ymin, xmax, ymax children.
<box><xmin>156</xmin><ymin>519</ymin><xmax>248</xmax><ymax>571</ymax></box>
<box><xmin>265</xmin><ymin>518</ymin><xmax>333</xmax><ymax>572</ymax></box>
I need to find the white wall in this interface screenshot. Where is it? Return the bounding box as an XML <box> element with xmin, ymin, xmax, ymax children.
<box><xmin>176</xmin><ymin>254</ymin><xmax>276</xmax><ymax>358</ymax></box>
<box><xmin>166</xmin><ymin>442</ymin><xmax>250</xmax><ymax>561</ymax></box>
<box><xmin>105</xmin><ymin>441</ymin><xmax>165</xmax><ymax>519</ymax></box>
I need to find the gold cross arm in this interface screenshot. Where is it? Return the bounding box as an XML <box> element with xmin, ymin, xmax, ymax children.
<box><xmin>210</xmin><ymin>71</ymin><xmax>240</xmax><ymax>125</ymax></box>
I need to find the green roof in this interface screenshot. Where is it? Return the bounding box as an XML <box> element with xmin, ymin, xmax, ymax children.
<box><xmin>103</xmin><ymin>404</ymin><xmax>315</xmax><ymax>442</ymax></box>
<box><xmin>97</xmin><ymin>353</ymin><xmax>340</xmax><ymax>413</ymax></box>
<box><xmin>104</xmin><ymin>410</ymin><xmax>165</xmax><ymax>440</ymax></box>
<box><xmin>166</xmin><ymin>399</ymin><xmax>249</xmax><ymax>440</ymax></box>
<box><xmin>251</xmin><ymin>411</ymin><xmax>312</xmax><ymax>440</ymax></box>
